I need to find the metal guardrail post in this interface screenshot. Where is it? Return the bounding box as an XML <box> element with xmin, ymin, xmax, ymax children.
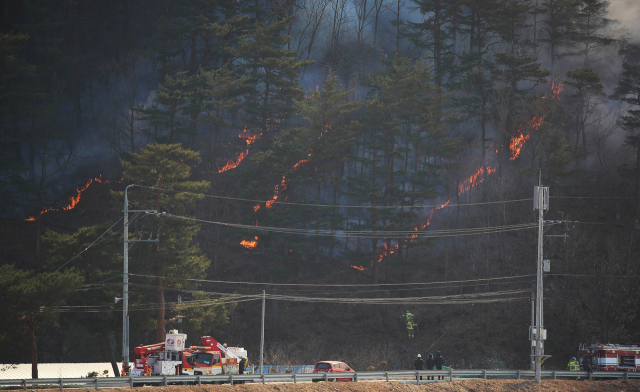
<box><xmin>163</xmin><ymin>376</ymin><xmax>167</xmax><ymax>386</ymax></box>
<box><xmin>625</xmin><ymin>372</ymin><xmax>629</xmax><ymax>380</ymax></box>
<box><xmin>416</xmin><ymin>371</ymin><xmax>420</xmax><ymax>385</ymax></box>
<box><xmin>354</xmin><ymin>372</ymin><xmax>358</xmax><ymax>382</ymax></box>
<box><xmin>517</xmin><ymin>371</ymin><xmax>521</xmax><ymax>379</ymax></box>
<box><xmin>324</xmin><ymin>373</ymin><xmax>328</xmax><ymax>382</ymax></box>
<box><xmin>59</xmin><ymin>378</ymin><xmax>63</xmax><ymax>391</ymax></box>
<box><xmin>552</xmin><ymin>371</ymin><xmax>556</xmax><ymax>379</ymax></box>
<box><xmin>94</xmin><ymin>377</ymin><xmax>98</xmax><ymax>390</ymax></box>
<box><xmin>22</xmin><ymin>379</ymin><xmax>26</xmax><ymax>390</ymax></box>
<box><xmin>129</xmin><ymin>376</ymin><xmax>133</xmax><ymax>388</ymax></box>
<box><xmin>449</xmin><ymin>370</ymin><xmax>453</xmax><ymax>382</ymax></box>
<box><xmin>385</xmin><ymin>372</ymin><xmax>389</xmax><ymax>382</ymax></box>
<box><xmin>483</xmin><ymin>370</ymin><xmax>486</xmax><ymax>379</ymax></box>
<box><xmin>262</xmin><ymin>374</ymin><xmax>266</xmax><ymax>384</ymax></box>
<box><xmin>197</xmin><ymin>375</ymin><xmax>201</xmax><ymax>386</ymax></box>
<box><xmin>589</xmin><ymin>372</ymin><xmax>592</xmax><ymax>381</ymax></box>
<box><xmin>230</xmin><ymin>375</ymin><xmax>233</xmax><ymax>386</ymax></box>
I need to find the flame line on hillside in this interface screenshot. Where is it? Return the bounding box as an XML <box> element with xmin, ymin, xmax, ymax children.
<box><xmin>25</xmin><ymin>177</ymin><xmax>109</xmax><ymax>221</ymax></box>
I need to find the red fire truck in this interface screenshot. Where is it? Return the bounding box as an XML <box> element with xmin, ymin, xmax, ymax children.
<box><xmin>128</xmin><ymin>330</ymin><xmax>247</xmax><ymax>376</ymax></box>
<box><xmin>579</xmin><ymin>342</ymin><xmax>640</xmax><ymax>372</ymax></box>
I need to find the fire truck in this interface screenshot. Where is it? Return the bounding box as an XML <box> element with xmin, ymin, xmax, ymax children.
<box><xmin>129</xmin><ymin>330</ymin><xmax>248</xmax><ymax>376</ymax></box>
<box><xmin>579</xmin><ymin>343</ymin><xmax>640</xmax><ymax>372</ymax></box>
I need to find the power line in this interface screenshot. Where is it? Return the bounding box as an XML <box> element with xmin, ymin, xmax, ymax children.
<box><xmin>135</xmin><ymin>185</ymin><xmax>532</xmax><ymax>209</ymax></box>
<box><xmin>159</xmin><ymin>212</ymin><xmax>544</xmax><ymax>238</ymax></box>
<box><xmin>129</xmin><ymin>273</ymin><xmax>536</xmax><ymax>287</ymax></box>
<box><xmin>54</xmin><ymin>217</ymin><xmax>124</xmax><ymax>272</ymax></box>
<box><xmin>128</xmin><ymin>279</ymin><xmax>536</xmax><ymax>296</ymax></box>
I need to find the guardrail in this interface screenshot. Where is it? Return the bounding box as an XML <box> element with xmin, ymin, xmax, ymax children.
<box><xmin>0</xmin><ymin>370</ymin><xmax>638</xmax><ymax>390</ymax></box>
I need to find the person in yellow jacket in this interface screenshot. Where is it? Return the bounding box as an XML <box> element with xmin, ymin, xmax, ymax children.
<box><xmin>404</xmin><ymin>311</ymin><xmax>416</xmax><ymax>339</ymax></box>
<box><xmin>567</xmin><ymin>357</ymin><xmax>581</xmax><ymax>380</ymax></box>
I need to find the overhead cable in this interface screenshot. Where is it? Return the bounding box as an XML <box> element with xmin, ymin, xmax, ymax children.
<box><xmin>135</xmin><ymin>185</ymin><xmax>532</xmax><ymax>209</ymax></box>
<box><xmin>159</xmin><ymin>212</ymin><xmax>543</xmax><ymax>238</ymax></box>
<box><xmin>129</xmin><ymin>273</ymin><xmax>536</xmax><ymax>287</ymax></box>
<box><xmin>54</xmin><ymin>217</ymin><xmax>124</xmax><ymax>272</ymax></box>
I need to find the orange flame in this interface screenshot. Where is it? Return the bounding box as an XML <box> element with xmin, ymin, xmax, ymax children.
<box><xmin>509</xmin><ymin>115</ymin><xmax>545</xmax><ymax>160</ymax></box>
<box><xmin>25</xmin><ymin>177</ymin><xmax>108</xmax><ymax>221</ymax></box>
<box><xmin>265</xmin><ymin>157</ymin><xmax>310</xmax><ymax>209</ymax></box>
<box><xmin>458</xmin><ymin>166</ymin><xmax>496</xmax><ymax>194</ymax></box>
<box><xmin>217</xmin><ymin>128</ymin><xmax>261</xmax><ymax>173</ymax></box>
<box><xmin>240</xmin><ymin>236</ymin><xmax>259</xmax><ymax>249</ymax></box>
<box><xmin>350</xmin><ymin>265</ymin><xmax>366</xmax><ymax>271</ymax></box>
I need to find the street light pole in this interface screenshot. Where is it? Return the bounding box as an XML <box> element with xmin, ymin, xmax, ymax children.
<box><xmin>260</xmin><ymin>290</ymin><xmax>265</xmax><ymax>374</ymax></box>
<box><xmin>122</xmin><ymin>185</ymin><xmax>158</xmax><ymax>375</ymax></box>
<box><xmin>122</xmin><ymin>184</ymin><xmax>134</xmax><ymax>372</ymax></box>
<box><xmin>534</xmin><ymin>174</ymin><xmax>548</xmax><ymax>383</ymax></box>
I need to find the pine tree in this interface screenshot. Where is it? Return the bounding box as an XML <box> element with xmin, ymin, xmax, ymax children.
<box><xmin>0</xmin><ymin>265</ymin><xmax>83</xmax><ymax>379</ymax></box>
<box><xmin>115</xmin><ymin>143</ymin><xmax>212</xmax><ymax>343</ymax></box>
<box><xmin>405</xmin><ymin>0</ymin><xmax>459</xmax><ymax>90</ymax></box>
<box><xmin>612</xmin><ymin>44</ymin><xmax>640</xmax><ymax>215</ymax></box>
<box><xmin>347</xmin><ymin>55</ymin><xmax>449</xmax><ymax>283</ymax></box>
<box><xmin>564</xmin><ymin>67</ymin><xmax>604</xmax><ymax>153</ymax></box>
<box><xmin>537</xmin><ymin>0</ymin><xmax>580</xmax><ymax>67</ymax></box>
<box><xmin>570</xmin><ymin>0</ymin><xmax>613</xmax><ymax>66</ymax></box>
<box><xmin>238</xmin><ymin>17</ymin><xmax>313</xmax><ymax>140</ymax></box>
<box><xmin>249</xmin><ymin>75</ymin><xmax>360</xmax><ymax>263</ymax></box>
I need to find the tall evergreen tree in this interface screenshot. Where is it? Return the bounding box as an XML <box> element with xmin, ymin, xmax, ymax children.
<box><xmin>238</xmin><ymin>17</ymin><xmax>313</xmax><ymax>140</ymax></box>
<box><xmin>613</xmin><ymin>44</ymin><xmax>640</xmax><ymax>216</ymax></box>
<box><xmin>0</xmin><ymin>265</ymin><xmax>83</xmax><ymax>378</ymax></box>
<box><xmin>115</xmin><ymin>143</ymin><xmax>211</xmax><ymax>343</ymax></box>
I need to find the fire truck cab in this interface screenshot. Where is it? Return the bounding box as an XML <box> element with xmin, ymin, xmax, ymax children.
<box><xmin>580</xmin><ymin>343</ymin><xmax>640</xmax><ymax>372</ymax></box>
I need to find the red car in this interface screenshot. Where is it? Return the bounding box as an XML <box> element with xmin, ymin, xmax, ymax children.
<box><xmin>312</xmin><ymin>361</ymin><xmax>354</xmax><ymax>382</ymax></box>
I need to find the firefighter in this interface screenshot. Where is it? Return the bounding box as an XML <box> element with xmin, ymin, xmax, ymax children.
<box><xmin>404</xmin><ymin>310</ymin><xmax>416</xmax><ymax>339</ymax></box>
<box><xmin>567</xmin><ymin>357</ymin><xmax>581</xmax><ymax>380</ymax></box>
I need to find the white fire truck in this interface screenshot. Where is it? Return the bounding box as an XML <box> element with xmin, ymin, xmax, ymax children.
<box><xmin>129</xmin><ymin>330</ymin><xmax>248</xmax><ymax>376</ymax></box>
<box><xmin>579</xmin><ymin>342</ymin><xmax>640</xmax><ymax>372</ymax></box>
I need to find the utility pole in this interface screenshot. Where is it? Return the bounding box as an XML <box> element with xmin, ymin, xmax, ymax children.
<box><xmin>533</xmin><ymin>174</ymin><xmax>548</xmax><ymax>383</ymax></box>
<box><xmin>122</xmin><ymin>185</ymin><xmax>158</xmax><ymax>375</ymax></box>
<box><xmin>260</xmin><ymin>290</ymin><xmax>265</xmax><ymax>374</ymax></box>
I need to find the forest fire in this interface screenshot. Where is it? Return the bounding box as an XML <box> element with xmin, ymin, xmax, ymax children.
<box><xmin>510</xmin><ymin>115</ymin><xmax>546</xmax><ymax>160</ymax></box>
<box><xmin>217</xmin><ymin>128</ymin><xmax>260</xmax><ymax>173</ymax></box>
<box><xmin>458</xmin><ymin>166</ymin><xmax>497</xmax><ymax>194</ymax></box>
<box><xmin>25</xmin><ymin>177</ymin><xmax>108</xmax><ymax>221</ymax></box>
<box><xmin>240</xmin><ymin>236</ymin><xmax>259</xmax><ymax>249</ymax></box>
<box><xmin>265</xmin><ymin>157</ymin><xmax>310</xmax><ymax>209</ymax></box>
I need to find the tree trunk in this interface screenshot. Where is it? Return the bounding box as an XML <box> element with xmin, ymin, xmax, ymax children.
<box><xmin>102</xmin><ymin>332</ymin><xmax>120</xmax><ymax>377</ymax></box>
<box><xmin>29</xmin><ymin>320</ymin><xmax>38</xmax><ymax>379</ymax></box>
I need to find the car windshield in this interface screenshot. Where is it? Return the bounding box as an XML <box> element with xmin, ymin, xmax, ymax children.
<box><xmin>315</xmin><ymin>363</ymin><xmax>331</xmax><ymax>370</ymax></box>
<box><xmin>193</xmin><ymin>353</ymin><xmax>214</xmax><ymax>365</ymax></box>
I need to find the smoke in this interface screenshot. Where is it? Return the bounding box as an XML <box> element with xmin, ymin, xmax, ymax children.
<box><xmin>608</xmin><ymin>0</ymin><xmax>640</xmax><ymax>41</ymax></box>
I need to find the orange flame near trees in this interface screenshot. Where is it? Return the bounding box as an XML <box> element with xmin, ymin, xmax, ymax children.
<box><xmin>217</xmin><ymin>128</ymin><xmax>261</xmax><ymax>173</ymax></box>
<box><xmin>240</xmin><ymin>236</ymin><xmax>259</xmax><ymax>249</ymax></box>
<box><xmin>25</xmin><ymin>177</ymin><xmax>108</xmax><ymax>221</ymax></box>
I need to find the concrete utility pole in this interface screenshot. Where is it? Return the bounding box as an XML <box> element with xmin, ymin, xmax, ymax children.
<box><xmin>533</xmin><ymin>174</ymin><xmax>548</xmax><ymax>383</ymax></box>
<box><xmin>260</xmin><ymin>290</ymin><xmax>265</xmax><ymax>374</ymax></box>
<box><xmin>122</xmin><ymin>185</ymin><xmax>158</xmax><ymax>373</ymax></box>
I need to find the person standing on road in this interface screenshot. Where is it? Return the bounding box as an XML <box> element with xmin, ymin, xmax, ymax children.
<box><xmin>425</xmin><ymin>353</ymin><xmax>435</xmax><ymax>380</ymax></box>
<box><xmin>414</xmin><ymin>354</ymin><xmax>424</xmax><ymax>380</ymax></box>
<box><xmin>581</xmin><ymin>355</ymin><xmax>593</xmax><ymax>379</ymax></box>
<box><xmin>434</xmin><ymin>351</ymin><xmax>445</xmax><ymax>380</ymax></box>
